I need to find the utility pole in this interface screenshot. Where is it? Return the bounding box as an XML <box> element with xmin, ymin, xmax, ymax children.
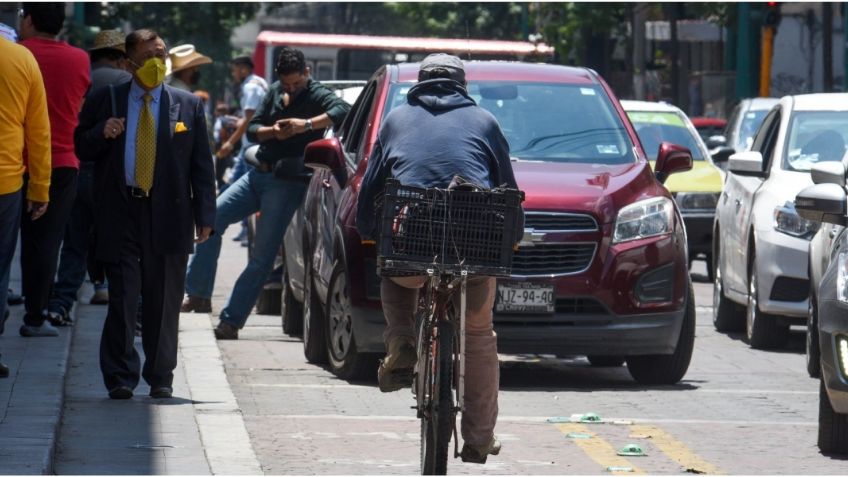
<box><xmin>759</xmin><ymin>3</ymin><xmax>780</xmax><ymax>97</ymax></box>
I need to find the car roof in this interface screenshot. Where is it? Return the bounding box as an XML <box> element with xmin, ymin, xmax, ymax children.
<box><xmin>787</xmin><ymin>93</ymin><xmax>848</xmax><ymax>111</ymax></box>
<box><xmin>393</xmin><ymin>61</ymin><xmax>597</xmax><ymax>85</ymax></box>
<box><xmin>744</xmin><ymin>97</ymin><xmax>780</xmax><ymax>111</ymax></box>
<box><xmin>619</xmin><ymin>100</ymin><xmax>681</xmax><ymax>114</ymax></box>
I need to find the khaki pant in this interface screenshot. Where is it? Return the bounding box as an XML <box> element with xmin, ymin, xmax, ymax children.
<box><xmin>381</xmin><ymin>275</ymin><xmax>499</xmax><ymax>447</ymax></box>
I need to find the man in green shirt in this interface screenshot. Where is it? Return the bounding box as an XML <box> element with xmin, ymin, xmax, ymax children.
<box><xmin>182</xmin><ymin>47</ymin><xmax>350</xmax><ymax>340</ymax></box>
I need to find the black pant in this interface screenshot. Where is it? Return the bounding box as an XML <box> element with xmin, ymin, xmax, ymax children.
<box><xmin>21</xmin><ymin>167</ymin><xmax>78</xmax><ymax>325</ymax></box>
<box><xmin>99</xmin><ymin>195</ymin><xmax>187</xmax><ymax>391</ymax></box>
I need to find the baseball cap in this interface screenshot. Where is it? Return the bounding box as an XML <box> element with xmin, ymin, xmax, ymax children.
<box><xmin>418</xmin><ymin>53</ymin><xmax>465</xmax><ymax>83</ymax></box>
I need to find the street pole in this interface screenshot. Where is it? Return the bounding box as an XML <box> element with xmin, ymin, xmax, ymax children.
<box><xmin>823</xmin><ymin>3</ymin><xmax>833</xmax><ymax>91</ymax></box>
<box><xmin>736</xmin><ymin>3</ymin><xmax>754</xmax><ymax>99</ymax></box>
<box><xmin>759</xmin><ymin>26</ymin><xmax>774</xmax><ymax>97</ymax></box>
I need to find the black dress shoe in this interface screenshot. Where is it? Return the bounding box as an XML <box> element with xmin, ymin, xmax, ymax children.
<box><xmin>149</xmin><ymin>386</ymin><xmax>173</xmax><ymax>399</ymax></box>
<box><xmin>0</xmin><ymin>360</ymin><xmax>9</xmax><ymax>378</ymax></box>
<box><xmin>108</xmin><ymin>385</ymin><xmax>133</xmax><ymax>400</ymax></box>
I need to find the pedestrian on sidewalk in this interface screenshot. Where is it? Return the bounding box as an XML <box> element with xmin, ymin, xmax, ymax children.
<box><xmin>0</xmin><ymin>35</ymin><xmax>52</xmax><ymax>376</ymax></box>
<box><xmin>166</xmin><ymin>44</ymin><xmax>212</xmax><ymax>93</ymax></box>
<box><xmin>48</xmin><ymin>30</ymin><xmax>132</xmax><ymax>326</ymax></box>
<box><xmin>18</xmin><ymin>2</ymin><xmax>91</xmax><ymax>338</ymax></box>
<box><xmin>181</xmin><ymin>47</ymin><xmax>350</xmax><ymax>340</ymax></box>
<box><xmin>74</xmin><ymin>29</ymin><xmax>216</xmax><ymax>400</ymax></box>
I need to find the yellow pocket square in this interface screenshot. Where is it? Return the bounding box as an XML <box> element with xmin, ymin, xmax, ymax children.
<box><xmin>174</xmin><ymin>122</ymin><xmax>188</xmax><ymax>133</ymax></box>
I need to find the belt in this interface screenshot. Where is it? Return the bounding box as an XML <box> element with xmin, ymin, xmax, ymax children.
<box><xmin>127</xmin><ymin>186</ymin><xmax>150</xmax><ymax>198</ymax></box>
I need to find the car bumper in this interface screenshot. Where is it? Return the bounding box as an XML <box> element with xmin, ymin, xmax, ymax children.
<box><xmin>681</xmin><ymin>211</ymin><xmax>714</xmax><ymax>257</ymax></box>
<box><xmin>755</xmin><ymin>230</ymin><xmax>810</xmax><ymax>318</ymax></box>
<box><xmin>817</xmin><ymin>298</ymin><xmax>848</xmax><ymax>414</ymax></box>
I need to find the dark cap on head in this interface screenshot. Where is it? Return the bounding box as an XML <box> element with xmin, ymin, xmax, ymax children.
<box><xmin>418</xmin><ymin>53</ymin><xmax>465</xmax><ymax>83</ymax></box>
<box><xmin>231</xmin><ymin>55</ymin><xmax>254</xmax><ymax>69</ymax></box>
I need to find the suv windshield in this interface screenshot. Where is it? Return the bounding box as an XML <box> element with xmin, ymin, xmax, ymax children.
<box><xmin>783</xmin><ymin>111</ymin><xmax>848</xmax><ymax>172</ymax></box>
<box><xmin>627</xmin><ymin>111</ymin><xmax>705</xmax><ymax>161</ymax></box>
<box><xmin>385</xmin><ymin>82</ymin><xmax>636</xmax><ymax>164</ymax></box>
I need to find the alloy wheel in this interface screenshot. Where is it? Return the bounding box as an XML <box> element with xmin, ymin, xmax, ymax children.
<box><xmin>328</xmin><ymin>271</ymin><xmax>353</xmax><ymax>361</ymax></box>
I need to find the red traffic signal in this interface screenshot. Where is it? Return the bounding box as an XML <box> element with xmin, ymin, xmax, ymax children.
<box><xmin>764</xmin><ymin>2</ymin><xmax>781</xmax><ymax>27</ymax></box>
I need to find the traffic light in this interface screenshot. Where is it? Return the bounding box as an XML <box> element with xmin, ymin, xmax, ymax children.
<box><xmin>764</xmin><ymin>2</ymin><xmax>781</xmax><ymax>27</ymax></box>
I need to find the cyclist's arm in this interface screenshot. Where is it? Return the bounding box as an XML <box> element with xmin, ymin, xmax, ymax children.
<box><xmin>489</xmin><ymin>122</ymin><xmax>525</xmax><ymax>236</ymax></box>
<box><xmin>356</xmin><ymin>137</ymin><xmax>390</xmax><ymax>240</ymax></box>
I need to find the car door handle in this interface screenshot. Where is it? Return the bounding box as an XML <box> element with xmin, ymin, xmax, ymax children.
<box><xmin>735</xmin><ymin>199</ymin><xmax>742</xmax><ymax>208</ymax></box>
<box><xmin>322</xmin><ymin>179</ymin><xmax>332</xmax><ymax>189</ymax></box>
<box><xmin>830</xmin><ymin>228</ymin><xmax>838</xmax><ymax>238</ymax></box>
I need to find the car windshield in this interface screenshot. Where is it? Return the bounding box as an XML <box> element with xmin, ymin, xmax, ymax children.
<box><xmin>783</xmin><ymin>111</ymin><xmax>848</xmax><ymax>172</ymax></box>
<box><xmin>736</xmin><ymin>110</ymin><xmax>769</xmax><ymax>152</ymax></box>
<box><xmin>626</xmin><ymin>111</ymin><xmax>706</xmax><ymax>161</ymax></box>
<box><xmin>384</xmin><ymin>81</ymin><xmax>636</xmax><ymax>164</ymax></box>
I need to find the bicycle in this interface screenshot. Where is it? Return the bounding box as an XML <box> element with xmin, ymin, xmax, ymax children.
<box><xmin>377</xmin><ymin>179</ymin><xmax>523</xmax><ymax>475</ymax></box>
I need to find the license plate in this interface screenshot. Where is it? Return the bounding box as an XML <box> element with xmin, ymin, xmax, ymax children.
<box><xmin>495</xmin><ymin>282</ymin><xmax>554</xmax><ymax>314</ymax></box>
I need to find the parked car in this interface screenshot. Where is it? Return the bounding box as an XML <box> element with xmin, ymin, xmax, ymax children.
<box><xmin>690</xmin><ymin>116</ymin><xmax>727</xmax><ymax>143</ymax></box>
<box><xmin>713</xmin><ymin>93</ymin><xmax>848</xmax><ymax>350</ymax></box>
<box><xmin>794</xmin><ymin>162</ymin><xmax>848</xmax><ymax>454</ymax></box>
<box><xmin>621</xmin><ymin>100</ymin><xmax>723</xmax><ymax>278</ymax></box>
<box><xmin>283</xmin><ymin>61</ymin><xmax>697</xmax><ymax>385</ymax></box>
<box><xmin>709</xmin><ymin>97</ymin><xmax>780</xmax><ymax>153</ymax></box>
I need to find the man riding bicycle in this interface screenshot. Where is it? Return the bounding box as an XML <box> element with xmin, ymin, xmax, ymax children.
<box><xmin>356</xmin><ymin>54</ymin><xmax>522</xmax><ymax>464</ymax></box>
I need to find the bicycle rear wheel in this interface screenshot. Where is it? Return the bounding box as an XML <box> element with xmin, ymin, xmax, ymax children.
<box><xmin>420</xmin><ymin>321</ymin><xmax>455</xmax><ymax>475</ymax></box>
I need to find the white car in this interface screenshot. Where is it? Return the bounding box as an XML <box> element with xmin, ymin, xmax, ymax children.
<box><xmin>713</xmin><ymin>93</ymin><xmax>848</xmax><ymax>349</ymax></box>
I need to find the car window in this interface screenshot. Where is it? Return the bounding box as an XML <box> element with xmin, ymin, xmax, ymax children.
<box><xmin>750</xmin><ymin>108</ymin><xmax>778</xmax><ymax>154</ymax></box>
<box><xmin>383</xmin><ymin>82</ymin><xmax>636</xmax><ymax>165</ymax></box>
<box><xmin>760</xmin><ymin>111</ymin><xmax>781</xmax><ymax>172</ymax></box>
<box><xmin>342</xmin><ymin>81</ymin><xmax>377</xmax><ymax>163</ymax></box>
<box><xmin>737</xmin><ymin>109</ymin><xmax>770</xmax><ymax>152</ymax></box>
<box><xmin>782</xmin><ymin>111</ymin><xmax>848</xmax><ymax>172</ymax></box>
<box><xmin>626</xmin><ymin>111</ymin><xmax>706</xmax><ymax>161</ymax></box>
<box><xmin>725</xmin><ymin>104</ymin><xmax>741</xmax><ymax>140</ymax></box>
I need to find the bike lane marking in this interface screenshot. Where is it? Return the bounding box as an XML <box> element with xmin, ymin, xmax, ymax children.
<box><xmin>629</xmin><ymin>424</ymin><xmax>723</xmax><ymax>475</ymax></box>
<box><xmin>554</xmin><ymin>423</ymin><xmax>645</xmax><ymax>475</ymax></box>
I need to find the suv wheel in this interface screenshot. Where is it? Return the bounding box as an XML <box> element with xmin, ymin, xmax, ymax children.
<box><xmin>326</xmin><ymin>260</ymin><xmax>378</xmax><ymax>380</ymax></box>
<box><xmin>302</xmin><ymin>262</ymin><xmax>327</xmax><ymax>364</ymax></box>
<box><xmin>587</xmin><ymin>356</ymin><xmax>625</xmax><ymax>367</ymax></box>
<box><xmin>807</xmin><ymin>291</ymin><xmax>821</xmax><ymax>378</ymax></box>
<box><xmin>818</xmin><ymin>379</ymin><xmax>848</xmax><ymax>454</ymax></box>
<box><xmin>281</xmin><ymin>261</ymin><xmax>303</xmax><ymax>337</ymax></box>
<box><xmin>713</xmin><ymin>239</ymin><xmax>744</xmax><ymax>332</ymax></box>
<box><xmin>626</xmin><ymin>280</ymin><xmax>695</xmax><ymax>385</ymax></box>
<box><xmin>746</xmin><ymin>254</ymin><xmax>789</xmax><ymax>349</ymax></box>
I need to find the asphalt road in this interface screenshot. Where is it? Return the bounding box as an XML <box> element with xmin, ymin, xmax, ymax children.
<box><xmin>211</xmin><ymin>232</ymin><xmax>847</xmax><ymax>474</ymax></box>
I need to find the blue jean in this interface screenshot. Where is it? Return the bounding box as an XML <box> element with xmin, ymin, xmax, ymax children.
<box><xmin>0</xmin><ymin>189</ymin><xmax>23</xmax><ymax>321</ymax></box>
<box><xmin>220</xmin><ymin>147</ymin><xmax>253</xmax><ymax>195</ymax></box>
<box><xmin>184</xmin><ymin>169</ymin><xmax>306</xmax><ymax>328</ymax></box>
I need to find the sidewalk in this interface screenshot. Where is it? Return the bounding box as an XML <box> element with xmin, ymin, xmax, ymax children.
<box><xmin>0</xmin><ymin>242</ymin><xmax>261</xmax><ymax>474</ymax></box>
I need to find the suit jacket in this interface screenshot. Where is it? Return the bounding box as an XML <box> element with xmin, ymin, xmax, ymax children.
<box><xmin>74</xmin><ymin>81</ymin><xmax>216</xmax><ymax>263</ymax></box>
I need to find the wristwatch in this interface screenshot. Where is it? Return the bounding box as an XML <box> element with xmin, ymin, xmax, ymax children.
<box><xmin>305</xmin><ymin>118</ymin><xmax>313</xmax><ymax>131</ymax></box>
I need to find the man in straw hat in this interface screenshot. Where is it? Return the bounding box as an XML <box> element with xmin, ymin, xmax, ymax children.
<box><xmin>166</xmin><ymin>44</ymin><xmax>212</xmax><ymax>92</ymax></box>
<box><xmin>47</xmin><ymin>29</ymin><xmax>132</xmax><ymax>326</ymax></box>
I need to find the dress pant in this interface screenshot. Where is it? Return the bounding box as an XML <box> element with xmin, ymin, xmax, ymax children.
<box><xmin>99</xmin><ymin>194</ymin><xmax>187</xmax><ymax>391</ymax></box>
<box><xmin>381</xmin><ymin>275</ymin><xmax>499</xmax><ymax>447</ymax></box>
<box><xmin>21</xmin><ymin>167</ymin><xmax>78</xmax><ymax>325</ymax></box>
<box><xmin>0</xmin><ymin>189</ymin><xmax>23</xmax><ymax>324</ymax></box>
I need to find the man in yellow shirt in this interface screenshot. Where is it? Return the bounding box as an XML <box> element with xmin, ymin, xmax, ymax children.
<box><xmin>0</xmin><ymin>37</ymin><xmax>51</xmax><ymax>377</ymax></box>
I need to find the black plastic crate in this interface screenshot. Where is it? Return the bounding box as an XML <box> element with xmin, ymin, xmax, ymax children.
<box><xmin>377</xmin><ymin>179</ymin><xmax>524</xmax><ymax>277</ymax></box>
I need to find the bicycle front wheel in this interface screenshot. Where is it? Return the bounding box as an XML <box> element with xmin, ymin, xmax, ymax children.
<box><xmin>420</xmin><ymin>320</ymin><xmax>455</xmax><ymax>475</ymax></box>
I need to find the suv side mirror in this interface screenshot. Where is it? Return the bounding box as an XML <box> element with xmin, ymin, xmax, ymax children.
<box><xmin>706</xmin><ymin>135</ymin><xmax>727</xmax><ymax>149</ymax></box>
<box><xmin>304</xmin><ymin>138</ymin><xmax>348</xmax><ymax>188</ymax></box>
<box><xmin>728</xmin><ymin>151</ymin><xmax>765</xmax><ymax>177</ymax></box>
<box><xmin>711</xmin><ymin>146</ymin><xmax>735</xmax><ymax>164</ymax></box>
<box><xmin>795</xmin><ymin>183</ymin><xmax>847</xmax><ymax>226</ymax></box>
<box><xmin>654</xmin><ymin>142</ymin><xmax>693</xmax><ymax>184</ymax></box>
<box><xmin>810</xmin><ymin>161</ymin><xmax>847</xmax><ymax>185</ymax></box>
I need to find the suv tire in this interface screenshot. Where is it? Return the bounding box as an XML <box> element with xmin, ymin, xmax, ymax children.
<box><xmin>818</xmin><ymin>379</ymin><xmax>848</xmax><ymax>454</ymax></box>
<box><xmin>746</xmin><ymin>254</ymin><xmax>789</xmax><ymax>349</ymax></box>
<box><xmin>326</xmin><ymin>260</ymin><xmax>379</xmax><ymax>380</ymax></box>
<box><xmin>713</xmin><ymin>237</ymin><xmax>745</xmax><ymax>332</ymax></box>
<box><xmin>303</xmin><ymin>262</ymin><xmax>327</xmax><ymax>364</ymax></box>
<box><xmin>626</xmin><ymin>280</ymin><xmax>695</xmax><ymax>385</ymax></box>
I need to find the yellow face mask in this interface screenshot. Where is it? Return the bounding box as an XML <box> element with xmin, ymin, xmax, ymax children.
<box><xmin>133</xmin><ymin>57</ymin><xmax>167</xmax><ymax>89</ymax></box>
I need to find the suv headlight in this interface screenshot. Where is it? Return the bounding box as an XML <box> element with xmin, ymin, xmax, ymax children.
<box><xmin>837</xmin><ymin>252</ymin><xmax>848</xmax><ymax>303</ymax></box>
<box><xmin>674</xmin><ymin>192</ymin><xmax>719</xmax><ymax>210</ymax></box>
<box><xmin>774</xmin><ymin>201</ymin><xmax>819</xmax><ymax>238</ymax></box>
<box><xmin>613</xmin><ymin>197</ymin><xmax>674</xmax><ymax>243</ymax></box>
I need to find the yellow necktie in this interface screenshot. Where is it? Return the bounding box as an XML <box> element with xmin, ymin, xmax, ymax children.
<box><xmin>135</xmin><ymin>93</ymin><xmax>156</xmax><ymax>192</ymax></box>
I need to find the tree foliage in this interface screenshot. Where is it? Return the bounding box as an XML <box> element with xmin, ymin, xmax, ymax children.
<box><xmin>533</xmin><ymin>3</ymin><xmax>629</xmax><ymax>64</ymax></box>
<box><xmin>385</xmin><ymin>2</ymin><xmax>527</xmax><ymax>40</ymax></box>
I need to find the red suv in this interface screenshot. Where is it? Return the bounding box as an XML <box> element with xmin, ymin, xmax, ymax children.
<box><xmin>281</xmin><ymin>62</ymin><xmax>696</xmax><ymax>384</ymax></box>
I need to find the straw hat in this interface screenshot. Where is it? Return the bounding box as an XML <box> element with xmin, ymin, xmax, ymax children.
<box><xmin>89</xmin><ymin>29</ymin><xmax>125</xmax><ymax>53</ymax></box>
<box><xmin>167</xmin><ymin>44</ymin><xmax>212</xmax><ymax>76</ymax></box>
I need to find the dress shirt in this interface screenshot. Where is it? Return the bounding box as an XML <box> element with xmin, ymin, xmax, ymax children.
<box><xmin>124</xmin><ymin>80</ymin><xmax>162</xmax><ymax>187</ymax></box>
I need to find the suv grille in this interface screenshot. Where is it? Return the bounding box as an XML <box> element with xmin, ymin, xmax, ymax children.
<box><xmin>512</xmin><ymin>243</ymin><xmax>596</xmax><ymax>276</ymax></box>
<box><xmin>555</xmin><ymin>298</ymin><xmax>609</xmax><ymax>315</ymax></box>
<box><xmin>524</xmin><ymin>212</ymin><xmax>598</xmax><ymax>231</ymax></box>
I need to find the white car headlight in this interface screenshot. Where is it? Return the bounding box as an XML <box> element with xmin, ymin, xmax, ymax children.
<box><xmin>774</xmin><ymin>201</ymin><xmax>820</xmax><ymax>238</ymax></box>
<box><xmin>613</xmin><ymin>197</ymin><xmax>674</xmax><ymax>244</ymax></box>
<box><xmin>838</xmin><ymin>252</ymin><xmax>848</xmax><ymax>303</ymax></box>
<box><xmin>674</xmin><ymin>192</ymin><xmax>719</xmax><ymax>210</ymax></box>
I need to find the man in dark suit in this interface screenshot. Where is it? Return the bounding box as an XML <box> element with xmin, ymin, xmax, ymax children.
<box><xmin>74</xmin><ymin>29</ymin><xmax>215</xmax><ymax>400</ymax></box>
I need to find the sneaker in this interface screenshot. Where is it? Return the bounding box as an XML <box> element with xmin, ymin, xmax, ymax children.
<box><xmin>90</xmin><ymin>287</ymin><xmax>109</xmax><ymax>305</ymax></box>
<box><xmin>6</xmin><ymin>289</ymin><xmax>23</xmax><ymax>306</ymax></box>
<box><xmin>47</xmin><ymin>307</ymin><xmax>73</xmax><ymax>327</ymax></box>
<box><xmin>213</xmin><ymin>321</ymin><xmax>239</xmax><ymax>340</ymax></box>
<box><xmin>460</xmin><ymin>436</ymin><xmax>501</xmax><ymax>464</ymax></box>
<box><xmin>181</xmin><ymin>295</ymin><xmax>212</xmax><ymax>313</ymax></box>
<box><xmin>377</xmin><ymin>335</ymin><xmax>417</xmax><ymax>392</ymax></box>
<box><xmin>19</xmin><ymin>321</ymin><xmax>59</xmax><ymax>337</ymax></box>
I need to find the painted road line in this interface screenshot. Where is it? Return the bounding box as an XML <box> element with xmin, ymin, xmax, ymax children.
<box><xmin>554</xmin><ymin>423</ymin><xmax>644</xmax><ymax>475</ymax></box>
<box><xmin>629</xmin><ymin>424</ymin><xmax>723</xmax><ymax>475</ymax></box>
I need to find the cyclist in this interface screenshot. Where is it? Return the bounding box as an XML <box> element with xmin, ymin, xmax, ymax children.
<box><xmin>356</xmin><ymin>53</ymin><xmax>521</xmax><ymax>464</ymax></box>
